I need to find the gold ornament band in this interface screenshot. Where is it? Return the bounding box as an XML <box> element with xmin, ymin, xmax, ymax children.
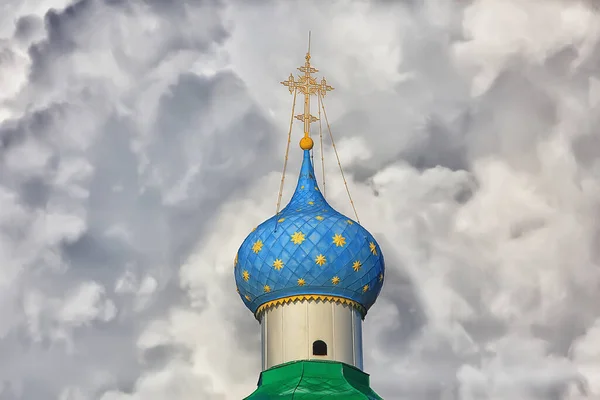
<box><xmin>255</xmin><ymin>294</ymin><xmax>366</xmax><ymax>320</ymax></box>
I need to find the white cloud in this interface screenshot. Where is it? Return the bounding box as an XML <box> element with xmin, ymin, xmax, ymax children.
<box><xmin>1</xmin><ymin>0</ymin><xmax>600</xmax><ymax>399</ymax></box>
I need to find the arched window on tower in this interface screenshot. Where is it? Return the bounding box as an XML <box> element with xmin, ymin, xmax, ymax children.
<box><xmin>312</xmin><ymin>340</ymin><xmax>327</xmax><ymax>356</ymax></box>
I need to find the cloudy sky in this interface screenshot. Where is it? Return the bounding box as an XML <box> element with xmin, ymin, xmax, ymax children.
<box><xmin>1</xmin><ymin>0</ymin><xmax>600</xmax><ymax>399</ymax></box>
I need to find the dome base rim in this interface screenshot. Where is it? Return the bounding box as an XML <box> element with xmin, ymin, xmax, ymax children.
<box><xmin>254</xmin><ymin>294</ymin><xmax>366</xmax><ymax>320</ymax></box>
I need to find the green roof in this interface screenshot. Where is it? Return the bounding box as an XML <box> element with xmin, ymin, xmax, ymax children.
<box><xmin>244</xmin><ymin>360</ymin><xmax>383</xmax><ymax>399</ymax></box>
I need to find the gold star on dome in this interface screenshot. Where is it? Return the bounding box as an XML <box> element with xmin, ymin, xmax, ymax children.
<box><xmin>369</xmin><ymin>242</ymin><xmax>377</xmax><ymax>255</ymax></box>
<box><xmin>242</xmin><ymin>270</ymin><xmax>250</xmax><ymax>282</ymax></box>
<box><xmin>297</xmin><ymin>278</ymin><xmax>306</xmax><ymax>286</ymax></box>
<box><xmin>346</xmin><ymin>220</ymin><xmax>354</xmax><ymax>225</ymax></box>
<box><xmin>352</xmin><ymin>260</ymin><xmax>362</xmax><ymax>272</ymax></box>
<box><xmin>315</xmin><ymin>186</ymin><xmax>319</xmax><ymax>191</ymax></box>
<box><xmin>273</xmin><ymin>259</ymin><xmax>284</xmax><ymax>271</ymax></box>
<box><xmin>301</xmin><ymin>185</ymin><xmax>305</xmax><ymax>190</ymax></box>
<box><xmin>308</xmin><ymin>201</ymin><xmax>314</xmax><ymax>205</ymax></box>
<box><xmin>315</xmin><ymin>254</ymin><xmax>326</xmax><ymax>266</ymax></box>
<box><xmin>278</xmin><ymin>217</ymin><xmax>285</xmax><ymax>223</ymax></box>
<box><xmin>315</xmin><ymin>215</ymin><xmax>324</xmax><ymax>221</ymax></box>
<box><xmin>331</xmin><ymin>276</ymin><xmax>340</xmax><ymax>285</ymax></box>
<box><xmin>252</xmin><ymin>240</ymin><xmax>263</xmax><ymax>254</ymax></box>
<box><xmin>362</xmin><ymin>284</ymin><xmax>369</xmax><ymax>293</ymax></box>
<box><xmin>264</xmin><ymin>285</ymin><xmax>271</xmax><ymax>293</ymax></box>
<box><xmin>252</xmin><ymin>227</ymin><xmax>257</xmax><ymax>232</ymax></box>
<box><xmin>332</xmin><ymin>233</ymin><xmax>346</xmax><ymax>247</ymax></box>
<box><xmin>234</xmin><ymin>253</ymin><xmax>238</xmax><ymax>267</ymax></box>
<box><xmin>245</xmin><ymin>294</ymin><xmax>251</xmax><ymax>301</ymax></box>
<box><xmin>379</xmin><ymin>273</ymin><xmax>384</xmax><ymax>282</ymax></box>
<box><xmin>291</xmin><ymin>231</ymin><xmax>306</xmax><ymax>245</ymax></box>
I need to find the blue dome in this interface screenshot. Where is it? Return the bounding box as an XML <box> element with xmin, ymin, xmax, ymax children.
<box><xmin>234</xmin><ymin>150</ymin><xmax>385</xmax><ymax>317</ymax></box>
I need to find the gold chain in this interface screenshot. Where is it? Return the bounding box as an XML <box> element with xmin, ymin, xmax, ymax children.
<box><xmin>319</xmin><ymin>92</ymin><xmax>360</xmax><ymax>224</ymax></box>
<box><xmin>275</xmin><ymin>87</ymin><xmax>298</xmax><ymax>229</ymax></box>
<box><xmin>318</xmin><ymin>91</ymin><xmax>326</xmax><ymax>198</ymax></box>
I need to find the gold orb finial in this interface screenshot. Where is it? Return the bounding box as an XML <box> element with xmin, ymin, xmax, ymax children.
<box><xmin>300</xmin><ymin>136</ymin><xmax>314</xmax><ymax>150</ymax></box>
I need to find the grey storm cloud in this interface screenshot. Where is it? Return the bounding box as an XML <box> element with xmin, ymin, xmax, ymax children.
<box><xmin>1</xmin><ymin>0</ymin><xmax>600</xmax><ymax>399</ymax></box>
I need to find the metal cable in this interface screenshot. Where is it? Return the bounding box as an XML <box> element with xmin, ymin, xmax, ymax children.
<box><xmin>319</xmin><ymin>91</ymin><xmax>360</xmax><ymax>224</ymax></box>
<box><xmin>318</xmin><ymin>91</ymin><xmax>326</xmax><ymax>198</ymax></box>
<box><xmin>275</xmin><ymin>87</ymin><xmax>298</xmax><ymax>231</ymax></box>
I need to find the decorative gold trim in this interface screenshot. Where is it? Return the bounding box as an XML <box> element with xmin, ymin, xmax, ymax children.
<box><xmin>255</xmin><ymin>294</ymin><xmax>366</xmax><ymax>319</ymax></box>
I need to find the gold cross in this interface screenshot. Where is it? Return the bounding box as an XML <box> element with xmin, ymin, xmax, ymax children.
<box><xmin>281</xmin><ymin>32</ymin><xmax>334</xmax><ymax>149</ymax></box>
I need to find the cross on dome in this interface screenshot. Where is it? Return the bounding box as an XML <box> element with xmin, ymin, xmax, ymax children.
<box><xmin>280</xmin><ymin>31</ymin><xmax>334</xmax><ymax>150</ymax></box>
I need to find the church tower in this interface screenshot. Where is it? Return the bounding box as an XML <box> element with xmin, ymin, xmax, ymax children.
<box><xmin>235</xmin><ymin>35</ymin><xmax>385</xmax><ymax>399</ymax></box>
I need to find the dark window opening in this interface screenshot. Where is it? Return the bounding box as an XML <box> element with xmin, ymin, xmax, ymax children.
<box><xmin>312</xmin><ymin>340</ymin><xmax>327</xmax><ymax>356</ymax></box>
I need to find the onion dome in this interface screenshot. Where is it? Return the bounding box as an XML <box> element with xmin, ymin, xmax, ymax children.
<box><xmin>234</xmin><ymin>149</ymin><xmax>385</xmax><ymax>318</ymax></box>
